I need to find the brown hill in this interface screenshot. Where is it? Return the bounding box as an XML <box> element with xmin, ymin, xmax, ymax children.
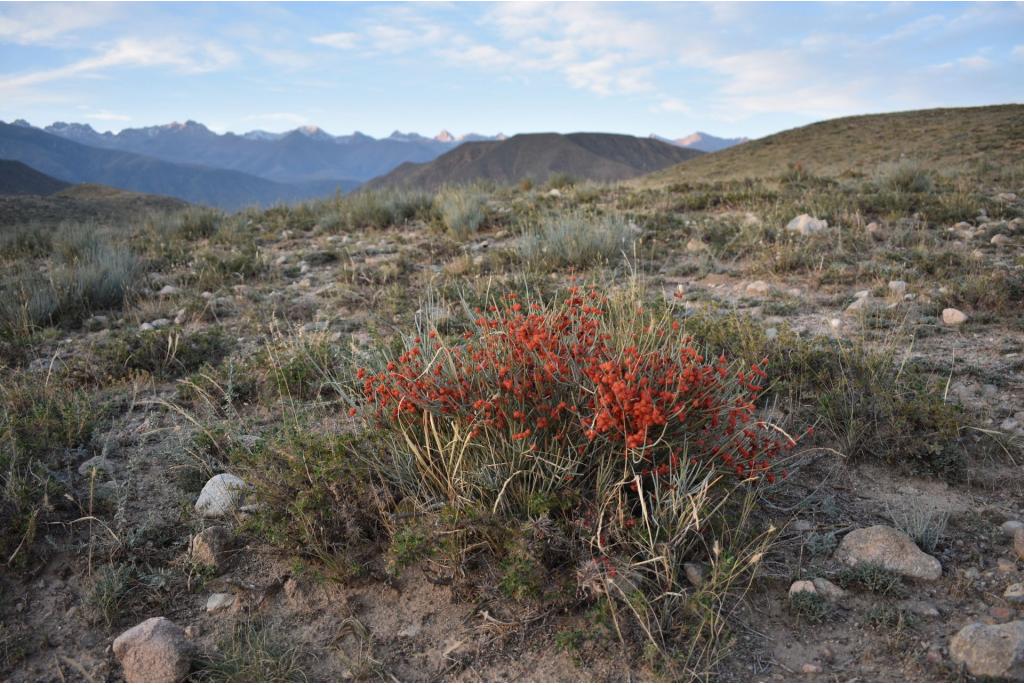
<box><xmin>367</xmin><ymin>132</ymin><xmax>704</xmax><ymax>190</ymax></box>
<box><xmin>642</xmin><ymin>104</ymin><xmax>1024</xmax><ymax>186</ymax></box>
<box><xmin>0</xmin><ymin>159</ymin><xmax>72</xmax><ymax>196</ymax></box>
<box><xmin>0</xmin><ymin>182</ymin><xmax>188</xmax><ymax>227</ymax></box>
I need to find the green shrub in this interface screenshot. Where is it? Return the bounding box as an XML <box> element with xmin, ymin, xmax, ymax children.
<box><xmin>519</xmin><ymin>210</ymin><xmax>634</xmax><ymax>268</ymax></box>
<box><xmin>96</xmin><ymin>327</ymin><xmax>232</xmax><ymax>381</ymax></box>
<box><xmin>875</xmin><ymin>160</ymin><xmax>934</xmax><ymax>194</ymax></box>
<box><xmin>436</xmin><ymin>185</ymin><xmax>489</xmax><ymax>239</ymax></box>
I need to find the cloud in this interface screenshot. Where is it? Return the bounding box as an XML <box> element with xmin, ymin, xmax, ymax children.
<box><xmin>0</xmin><ymin>37</ymin><xmax>238</xmax><ymax>90</ymax></box>
<box><xmin>310</xmin><ymin>32</ymin><xmax>359</xmax><ymax>50</ymax></box>
<box><xmin>653</xmin><ymin>97</ymin><xmax>690</xmax><ymax>114</ymax></box>
<box><xmin>1015</xmin><ymin>45</ymin><xmax>1024</xmax><ymax>58</ymax></box>
<box><xmin>0</xmin><ymin>2</ymin><xmax>118</xmax><ymax>46</ymax></box>
<box><xmin>80</xmin><ymin>108</ymin><xmax>131</xmax><ymax>122</ymax></box>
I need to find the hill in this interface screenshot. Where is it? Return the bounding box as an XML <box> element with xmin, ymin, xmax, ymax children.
<box><xmin>0</xmin><ymin>159</ymin><xmax>72</xmax><ymax>196</ymax></box>
<box><xmin>42</xmin><ymin>121</ymin><xmax>502</xmax><ymax>184</ymax></box>
<box><xmin>0</xmin><ymin>183</ymin><xmax>188</xmax><ymax>227</ymax></box>
<box><xmin>0</xmin><ymin>123</ymin><xmax>355</xmax><ymax>210</ymax></box>
<box><xmin>366</xmin><ymin>132</ymin><xmax>704</xmax><ymax>190</ymax></box>
<box><xmin>644</xmin><ymin>104</ymin><xmax>1024</xmax><ymax>185</ymax></box>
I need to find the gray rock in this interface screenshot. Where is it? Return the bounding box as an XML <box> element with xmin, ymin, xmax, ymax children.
<box><xmin>812</xmin><ymin>577</ymin><xmax>846</xmax><ymax>601</ymax></box>
<box><xmin>683</xmin><ymin>562</ymin><xmax>705</xmax><ymax>588</ymax></box>
<box><xmin>786</xmin><ymin>214</ymin><xmax>828</xmax><ymax>236</ymax></box>
<box><xmin>84</xmin><ymin>315</ymin><xmax>110</xmax><ymax>331</ymax></box>
<box><xmin>1005</xmin><ymin>583</ymin><xmax>1024</xmax><ymax>604</ymax></box>
<box><xmin>834</xmin><ymin>525</ymin><xmax>942</xmax><ymax>580</ymax></box>
<box><xmin>206</xmin><ymin>593</ymin><xmax>234</xmax><ymax>613</ymax></box>
<box><xmin>991</xmin><ymin>234</ymin><xmax>1013</xmax><ymax>247</ymax></box>
<box><xmin>888</xmin><ymin>280</ymin><xmax>907</xmax><ymax>297</ymax></box>
<box><xmin>949</xmin><ymin>620</ymin><xmax>1024</xmax><ymax>679</ymax></box>
<box><xmin>113</xmin><ymin>617</ymin><xmax>192</xmax><ymax>683</ymax></box>
<box><xmin>189</xmin><ymin>525</ymin><xmax>233</xmax><ymax>571</ymax></box>
<box><xmin>195</xmin><ymin>474</ymin><xmax>249</xmax><ymax>517</ymax></box>
<box><xmin>77</xmin><ymin>454</ymin><xmax>116</xmax><ymax>478</ymax></box>
<box><xmin>789</xmin><ymin>580</ymin><xmax>816</xmax><ymax>597</ymax></box>
<box><xmin>149</xmin><ymin>318</ymin><xmax>172</xmax><ymax>329</ymax></box>
<box><xmin>1001</xmin><ymin>520</ymin><xmax>1024</xmax><ymax>538</ymax></box>
<box><xmin>158</xmin><ymin>285</ymin><xmax>181</xmax><ymax>297</ymax></box>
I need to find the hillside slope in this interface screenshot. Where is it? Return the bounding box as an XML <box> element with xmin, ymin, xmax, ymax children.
<box><xmin>0</xmin><ymin>183</ymin><xmax>188</xmax><ymax>227</ymax></box>
<box><xmin>0</xmin><ymin>159</ymin><xmax>72</xmax><ymax>196</ymax></box>
<box><xmin>0</xmin><ymin>123</ymin><xmax>355</xmax><ymax>210</ymax></box>
<box><xmin>367</xmin><ymin>132</ymin><xmax>703</xmax><ymax>191</ymax></box>
<box><xmin>644</xmin><ymin>104</ymin><xmax>1024</xmax><ymax>185</ymax></box>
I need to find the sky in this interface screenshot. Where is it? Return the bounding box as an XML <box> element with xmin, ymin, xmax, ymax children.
<box><xmin>1</xmin><ymin>1</ymin><xmax>1022</xmax><ymax>140</ymax></box>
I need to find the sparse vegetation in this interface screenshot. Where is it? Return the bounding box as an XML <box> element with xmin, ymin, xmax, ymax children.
<box><xmin>519</xmin><ymin>209</ymin><xmax>634</xmax><ymax>268</ymax></box>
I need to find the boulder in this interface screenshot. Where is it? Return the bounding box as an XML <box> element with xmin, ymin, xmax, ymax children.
<box><xmin>195</xmin><ymin>474</ymin><xmax>249</xmax><ymax>518</ymax></box>
<box><xmin>789</xmin><ymin>580</ymin><xmax>816</xmax><ymax>597</ymax></box>
<box><xmin>189</xmin><ymin>525</ymin><xmax>233</xmax><ymax>571</ymax></box>
<box><xmin>786</xmin><ymin>214</ymin><xmax>828</xmax><ymax>236</ymax></box>
<box><xmin>833</xmin><ymin>525</ymin><xmax>942</xmax><ymax>580</ymax></box>
<box><xmin>113</xmin><ymin>617</ymin><xmax>192</xmax><ymax>683</ymax></box>
<box><xmin>942</xmin><ymin>308</ymin><xmax>968</xmax><ymax>326</ymax></box>
<box><xmin>949</xmin><ymin>621</ymin><xmax>1024</xmax><ymax>679</ymax></box>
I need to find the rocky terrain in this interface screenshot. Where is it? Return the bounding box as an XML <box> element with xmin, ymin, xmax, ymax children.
<box><xmin>1</xmin><ymin>106</ymin><xmax>1023</xmax><ymax>682</ymax></box>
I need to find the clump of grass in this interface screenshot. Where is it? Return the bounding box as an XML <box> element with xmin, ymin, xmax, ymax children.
<box><xmin>95</xmin><ymin>327</ymin><xmax>231</xmax><ymax>381</ymax></box>
<box><xmin>887</xmin><ymin>504</ymin><xmax>948</xmax><ymax>554</ymax></box>
<box><xmin>837</xmin><ymin>563</ymin><xmax>905</xmax><ymax>596</ymax></box>
<box><xmin>436</xmin><ymin>184</ymin><xmax>489</xmax><ymax>239</ymax></box>
<box><xmin>317</xmin><ymin>189</ymin><xmax>434</xmax><ymax>232</ymax></box>
<box><xmin>789</xmin><ymin>590</ymin><xmax>831</xmax><ymax>623</ymax></box>
<box><xmin>197</xmin><ymin>619</ymin><xmax>306</xmax><ymax>682</ymax></box>
<box><xmin>84</xmin><ymin>563</ymin><xmax>137</xmax><ymax>628</ymax></box>
<box><xmin>519</xmin><ymin>210</ymin><xmax>634</xmax><ymax>268</ymax></box>
<box><xmin>875</xmin><ymin>160</ymin><xmax>935</xmax><ymax>194</ymax></box>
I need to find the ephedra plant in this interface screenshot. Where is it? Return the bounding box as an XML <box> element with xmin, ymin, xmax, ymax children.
<box><xmin>348</xmin><ymin>282</ymin><xmax>805</xmax><ymax>665</ymax></box>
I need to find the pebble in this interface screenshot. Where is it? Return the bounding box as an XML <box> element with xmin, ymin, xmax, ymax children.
<box><xmin>801</xmin><ymin>663</ymin><xmax>823</xmax><ymax>674</ymax></box>
<box><xmin>1015</xmin><ymin>529</ymin><xmax>1024</xmax><ymax>561</ymax></box>
<box><xmin>789</xmin><ymin>580</ymin><xmax>816</xmax><ymax>597</ymax></box>
<box><xmin>684</xmin><ymin>562</ymin><xmax>705</xmax><ymax>588</ymax></box>
<box><xmin>888</xmin><ymin>280</ymin><xmax>907</xmax><ymax>297</ymax></box>
<box><xmin>942</xmin><ymin>308</ymin><xmax>968</xmax><ymax>326</ymax></box>
<box><xmin>991</xmin><ymin>234</ymin><xmax>1012</xmax><ymax>247</ymax></box>
<box><xmin>206</xmin><ymin>593</ymin><xmax>234</xmax><ymax>613</ymax></box>
<box><xmin>1002</xmin><ymin>520</ymin><xmax>1024</xmax><ymax>538</ymax></box>
<box><xmin>158</xmin><ymin>285</ymin><xmax>180</xmax><ymax>297</ymax></box>
<box><xmin>745</xmin><ymin>280</ymin><xmax>771</xmax><ymax>296</ymax></box>
<box><xmin>1005</xmin><ymin>583</ymin><xmax>1024</xmax><ymax>604</ymax></box>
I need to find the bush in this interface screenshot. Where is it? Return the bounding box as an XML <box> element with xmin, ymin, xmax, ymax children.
<box><xmin>96</xmin><ymin>327</ymin><xmax>232</xmax><ymax>381</ymax></box>
<box><xmin>519</xmin><ymin>210</ymin><xmax>634</xmax><ymax>268</ymax></box>
<box><xmin>875</xmin><ymin>160</ymin><xmax>934</xmax><ymax>194</ymax></box>
<box><xmin>345</xmin><ymin>285</ymin><xmax>794</xmax><ymax>658</ymax></box>
<box><xmin>318</xmin><ymin>190</ymin><xmax>434</xmax><ymax>232</ymax></box>
<box><xmin>435</xmin><ymin>185</ymin><xmax>489</xmax><ymax>239</ymax></box>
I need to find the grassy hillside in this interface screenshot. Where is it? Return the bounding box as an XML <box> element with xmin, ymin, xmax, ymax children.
<box><xmin>368</xmin><ymin>132</ymin><xmax>703</xmax><ymax>190</ymax></box>
<box><xmin>0</xmin><ymin>183</ymin><xmax>187</xmax><ymax>227</ymax></box>
<box><xmin>0</xmin><ymin>159</ymin><xmax>71</xmax><ymax>196</ymax></box>
<box><xmin>644</xmin><ymin>104</ymin><xmax>1024</xmax><ymax>185</ymax></box>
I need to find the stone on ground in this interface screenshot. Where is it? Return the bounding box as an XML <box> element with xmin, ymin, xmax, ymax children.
<box><xmin>949</xmin><ymin>620</ymin><xmax>1024</xmax><ymax>679</ymax></box>
<box><xmin>789</xmin><ymin>580</ymin><xmax>816</xmax><ymax>597</ymax></box>
<box><xmin>189</xmin><ymin>525</ymin><xmax>233</xmax><ymax>571</ymax></box>
<box><xmin>833</xmin><ymin>525</ymin><xmax>942</xmax><ymax>580</ymax></box>
<box><xmin>786</xmin><ymin>214</ymin><xmax>828</xmax><ymax>236</ymax></box>
<box><xmin>942</xmin><ymin>308</ymin><xmax>968</xmax><ymax>326</ymax></box>
<box><xmin>195</xmin><ymin>474</ymin><xmax>249</xmax><ymax>517</ymax></box>
<box><xmin>112</xmin><ymin>617</ymin><xmax>192</xmax><ymax>683</ymax></box>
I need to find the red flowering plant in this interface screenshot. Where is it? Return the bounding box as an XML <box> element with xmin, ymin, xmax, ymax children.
<box><xmin>351</xmin><ymin>284</ymin><xmax>800</xmax><ymax>512</ymax></box>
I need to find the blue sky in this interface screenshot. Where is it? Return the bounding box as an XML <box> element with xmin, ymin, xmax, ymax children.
<box><xmin>1</xmin><ymin>2</ymin><xmax>1021</xmax><ymax>140</ymax></box>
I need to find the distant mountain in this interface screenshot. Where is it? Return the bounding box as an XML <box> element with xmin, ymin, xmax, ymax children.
<box><xmin>366</xmin><ymin>132</ymin><xmax>704</xmax><ymax>191</ymax></box>
<box><xmin>0</xmin><ymin>122</ymin><xmax>355</xmax><ymax>211</ymax></box>
<box><xmin>0</xmin><ymin>159</ymin><xmax>72</xmax><ymax>196</ymax></box>
<box><xmin>651</xmin><ymin>132</ymin><xmax>749</xmax><ymax>153</ymax></box>
<box><xmin>40</xmin><ymin>120</ymin><xmax>504</xmax><ymax>183</ymax></box>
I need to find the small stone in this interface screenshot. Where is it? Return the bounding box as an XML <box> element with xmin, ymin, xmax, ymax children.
<box><xmin>686</xmin><ymin>238</ymin><xmax>708</xmax><ymax>253</ymax></box>
<box><xmin>1005</xmin><ymin>583</ymin><xmax>1024</xmax><ymax>604</ymax></box>
<box><xmin>174</xmin><ymin>308</ymin><xmax>187</xmax><ymax>326</ymax></box>
<box><xmin>991</xmin><ymin>606</ymin><xmax>1014</xmax><ymax>622</ymax></box>
<box><xmin>684</xmin><ymin>562</ymin><xmax>705</xmax><ymax>588</ymax></box>
<box><xmin>866</xmin><ymin>221</ymin><xmax>885</xmax><ymax>241</ymax></box>
<box><xmin>84</xmin><ymin>315</ymin><xmax>110</xmax><ymax>331</ymax></box>
<box><xmin>745</xmin><ymin>280</ymin><xmax>771</xmax><ymax>296</ymax></box>
<box><xmin>195</xmin><ymin>474</ymin><xmax>249</xmax><ymax>518</ymax></box>
<box><xmin>888</xmin><ymin>280</ymin><xmax>907</xmax><ymax>297</ymax></box>
<box><xmin>765</xmin><ymin>327</ymin><xmax>778</xmax><ymax>340</ymax></box>
<box><xmin>801</xmin><ymin>663</ymin><xmax>823</xmax><ymax>674</ymax></box>
<box><xmin>547</xmin><ymin>188</ymin><xmax>562</xmax><ymax>197</ymax></box>
<box><xmin>112</xmin><ymin>617</ymin><xmax>192</xmax><ymax>683</ymax></box>
<box><xmin>997</xmin><ymin>558</ymin><xmax>1018</xmax><ymax>574</ymax></box>
<box><xmin>149</xmin><ymin>318</ymin><xmax>172</xmax><ymax>329</ymax></box>
<box><xmin>1001</xmin><ymin>520</ymin><xmax>1024</xmax><ymax>538</ymax></box>
<box><xmin>206</xmin><ymin>593</ymin><xmax>234</xmax><ymax>613</ymax></box>
<box><xmin>942</xmin><ymin>308</ymin><xmax>968</xmax><ymax>326</ymax></box>
<box><xmin>158</xmin><ymin>285</ymin><xmax>180</xmax><ymax>297</ymax></box>
<box><xmin>1015</xmin><ymin>529</ymin><xmax>1024</xmax><ymax>561</ymax></box>
<box><xmin>992</xmin><ymin>234</ymin><xmax>1012</xmax><ymax>247</ymax></box>
<box><xmin>900</xmin><ymin>600</ymin><xmax>941</xmax><ymax>617</ymax></box>
<box><xmin>77</xmin><ymin>454</ymin><xmax>116</xmax><ymax>477</ymax></box>
<box><xmin>189</xmin><ymin>525</ymin><xmax>233</xmax><ymax>571</ymax></box>
<box><xmin>786</xmin><ymin>214</ymin><xmax>828</xmax><ymax>236</ymax></box>
<box><xmin>789</xmin><ymin>580</ymin><xmax>816</xmax><ymax>597</ymax></box>
<box><xmin>812</xmin><ymin>577</ymin><xmax>846</xmax><ymax>601</ymax></box>
<box><xmin>139</xmin><ymin>322</ymin><xmax>154</xmax><ymax>332</ymax></box>
<box><xmin>833</xmin><ymin>525</ymin><xmax>942</xmax><ymax>580</ymax></box>
<box><xmin>845</xmin><ymin>293</ymin><xmax>875</xmax><ymax>313</ymax></box>
<box><xmin>997</xmin><ymin>192</ymin><xmax>1019</xmax><ymax>203</ymax></box>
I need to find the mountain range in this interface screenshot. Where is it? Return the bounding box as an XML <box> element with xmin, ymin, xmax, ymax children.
<box><xmin>367</xmin><ymin>132</ymin><xmax>704</xmax><ymax>191</ymax></box>
<box><xmin>652</xmin><ymin>132</ymin><xmax>750</xmax><ymax>153</ymax></box>
<box><xmin>39</xmin><ymin>120</ymin><xmax>506</xmax><ymax>184</ymax></box>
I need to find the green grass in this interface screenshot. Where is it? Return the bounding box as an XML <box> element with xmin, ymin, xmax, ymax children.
<box><xmin>196</xmin><ymin>619</ymin><xmax>306</xmax><ymax>682</ymax></box>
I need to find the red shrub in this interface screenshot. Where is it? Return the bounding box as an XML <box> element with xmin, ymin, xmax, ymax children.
<box><xmin>358</xmin><ymin>288</ymin><xmax>795</xmax><ymax>486</ymax></box>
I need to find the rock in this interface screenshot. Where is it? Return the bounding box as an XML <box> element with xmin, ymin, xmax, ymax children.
<box><xmin>950</xmin><ymin>621</ymin><xmax>1024</xmax><ymax>679</ymax></box>
<box><xmin>789</xmin><ymin>580</ymin><xmax>816</xmax><ymax>597</ymax></box>
<box><xmin>686</xmin><ymin>238</ymin><xmax>709</xmax><ymax>253</ymax></box>
<box><xmin>812</xmin><ymin>577</ymin><xmax>846</xmax><ymax>601</ymax></box>
<box><xmin>174</xmin><ymin>308</ymin><xmax>187</xmax><ymax>325</ymax></box>
<box><xmin>786</xmin><ymin>214</ymin><xmax>828</xmax><ymax>236</ymax></box>
<box><xmin>833</xmin><ymin>525</ymin><xmax>942</xmax><ymax>580</ymax></box>
<box><xmin>139</xmin><ymin>322</ymin><xmax>154</xmax><ymax>332</ymax></box>
<box><xmin>765</xmin><ymin>327</ymin><xmax>778</xmax><ymax>340</ymax></box>
<box><xmin>865</xmin><ymin>221</ymin><xmax>885</xmax><ymax>241</ymax></box>
<box><xmin>149</xmin><ymin>318</ymin><xmax>172</xmax><ymax>329</ymax></box>
<box><xmin>195</xmin><ymin>474</ymin><xmax>249</xmax><ymax>517</ymax></box>
<box><xmin>801</xmin><ymin>663</ymin><xmax>823</xmax><ymax>674</ymax></box>
<box><xmin>1015</xmin><ymin>529</ymin><xmax>1024</xmax><ymax>561</ymax></box>
<box><xmin>942</xmin><ymin>308</ymin><xmax>968</xmax><ymax>326</ymax></box>
<box><xmin>991</xmin><ymin>606</ymin><xmax>1014</xmax><ymax>622</ymax></box>
<box><xmin>992</xmin><ymin>234</ymin><xmax>1013</xmax><ymax>247</ymax></box>
<box><xmin>900</xmin><ymin>600</ymin><xmax>941</xmax><ymax>617</ymax></box>
<box><xmin>206</xmin><ymin>593</ymin><xmax>234</xmax><ymax>613</ymax></box>
<box><xmin>112</xmin><ymin>617</ymin><xmax>192</xmax><ymax>683</ymax></box>
<box><xmin>77</xmin><ymin>454</ymin><xmax>116</xmax><ymax>478</ymax></box>
<box><xmin>888</xmin><ymin>280</ymin><xmax>907</xmax><ymax>297</ymax></box>
<box><xmin>683</xmin><ymin>562</ymin><xmax>705</xmax><ymax>588</ymax></box>
<box><xmin>84</xmin><ymin>315</ymin><xmax>110</xmax><ymax>331</ymax></box>
<box><xmin>845</xmin><ymin>293</ymin><xmax>875</xmax><ymax>313</ymax></box>
<box><xmin>1005</xmin><ymin>583</ymin><xmax>1024</xmax><ymax>604</ymax></box>
<box><xmin>547</xmin><ymin>188</ymin><xmax>562</xmax><ymax>198</ymax></box>
<box><xmin>997</xmin><ymin>192</ymin><xmax>1019</xmax><ymax>203</ymax></box>
<box><xmin>745</xmin><ymin>280</ymin><xmax>771</xmax><ymax>296</ymax></box>
<box><xmin>997</xmin><ymin>558</ymin><xmax>1018</xmax><ymax>573</ymax></box>
<box><xmin>1002</xmin><ymin>521</ymin><xmax>1024</xmax><ymax>538</ymax></box>
<box><xmin>189</xmin><ymin>525</ymin><xmax>233</xmax><ymax>571</ymax></box>
<box><xmin>158</xmin><ymin>285</ymin><xmax>180</xmax><ymax>297</ymax></box>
